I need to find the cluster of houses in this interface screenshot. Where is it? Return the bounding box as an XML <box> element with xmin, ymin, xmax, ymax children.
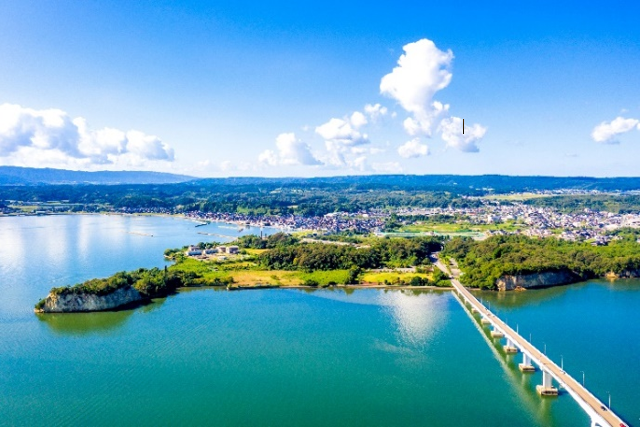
<box><xmin>121</xmin><ymin>190</ymin><xmax>640</xmax><ymax>246</ymax></box>
<box><xmin>186</xmin><ymin>245</ymin><xmax>240</xmax><ymax>257</ymax></box>
<box><xmin>397</xmin><ymin>201</ymin><xmax>640</xmax><ymax>244</ymax></box>
<box><xmin>182</xmin><ymin>211</ymin><xmax>386</xmax><ymax>234</ymax></box>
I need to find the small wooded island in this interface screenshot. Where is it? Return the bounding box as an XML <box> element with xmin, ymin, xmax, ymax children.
<box><xmin>35</xmin><ymin>229</ymin><xmax>640</xmax><ymax>313</ymax></box>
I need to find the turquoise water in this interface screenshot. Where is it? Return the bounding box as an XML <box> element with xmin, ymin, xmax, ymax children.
<box><xmin>478</xmin><ymin>282</ymin><xmax>640</xmax><ymax>425</ymax></box>
<box><xmin>0</xmin><ymin>215</ymin><xmax>626</xmax><ymax>426</ymax></box>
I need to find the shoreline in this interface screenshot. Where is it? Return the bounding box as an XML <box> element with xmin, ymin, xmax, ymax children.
<box><xmin>35</xmin><ymin>283</ymin><xmax>453</xmax><ymax>313</ymax></box>
<box><xmin>211</xmin><ymin>284</ymin><xmax>451</xmax><ymax>291</ymax></box>
<box><xmin>0</xmin><ymin>211</ymin><xmax>313</xmax><ymax>233</ymax></box>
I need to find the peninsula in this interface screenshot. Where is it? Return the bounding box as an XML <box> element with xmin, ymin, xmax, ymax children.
<box><xmin>35</xmin><ymin>233</ymin><xmax>449</xmax><ymax>313</ymax></box>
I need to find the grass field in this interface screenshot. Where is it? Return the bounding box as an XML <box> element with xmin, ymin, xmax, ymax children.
<box><xmin>169</xmin><ymin>258</ymin><xmax>352</xmax><ymax>286</ymax></box>
<box><xmin>169</xmin><ymin>257</ymin><xmax>442</xmax><ymax>287</ymax></box>
<box><xmin>398</xmin><ymin>220</ymin><xmax>524</xmax><ymax>234</ymax></box>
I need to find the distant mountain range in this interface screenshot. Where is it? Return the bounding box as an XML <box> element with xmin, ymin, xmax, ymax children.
<box><xmin>194</xmin><ymin>174</ymin><xmax>640</xmax><ymax>193</ymax></box>
<box><xmin>0</xmin><ymin>166</ymin><xmax>194</xmax><ymax>185</ymax></box>
<box><xmin>3</xmin><ymin>166</ymin><xmax>640</xmax><ymax>193</ymax></box>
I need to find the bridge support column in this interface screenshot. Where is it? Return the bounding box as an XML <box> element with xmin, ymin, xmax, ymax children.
<box><xmin>536</xmin><ymin>370</ymin><xmax>558</xmax><ymax>396</ymax></box>
<box><xmin>490</xmin><ymin>325</ymin><xmax>504</xmax><ymax>338</ymax></box>
<box><xmin>480</xmin><ymin>316</ymin><xmax>491</xmax><ymax>325</ymax></box>
<box><xmin>503</xmin><ymin>338</ymin><xmax>518</xmax><ymax>353</ymax></box>
<box><xmin>518</xmin><ymin>353</ymin><xmax>535</xmax><ymax>372</ymax></box>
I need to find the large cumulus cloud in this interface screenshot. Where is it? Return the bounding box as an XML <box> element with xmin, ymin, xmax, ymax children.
<box><xmin>380</xmin><ymin>39</ymin><xmax>453</xmax><ymax>137</ymax></box>
<box><xmin>0</xmin><ymin>103</ymin><xmax>174</xmax><ymax>168</ymax></box>
<box><xmin>381</xmin><ymin>38</ymin><xmax>487</xmax><ymax>154</ymax></box>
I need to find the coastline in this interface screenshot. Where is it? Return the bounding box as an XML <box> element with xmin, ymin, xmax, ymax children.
<box><xmin>35</xmin><ymin>282</ymin><xmax>452</xmax><ymax>313</ymax></box>
<box><xmin>0</xmin><ymin>211</ymin><xmax>311</xmax><ymax>233</ymax></box>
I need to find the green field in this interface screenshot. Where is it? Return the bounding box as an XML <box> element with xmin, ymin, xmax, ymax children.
<box><xmin>168</xmin><ymin>257</ymin><xmax>442</xmax><ymax>287</ymax></box>
<box><xmin>169</xmin><ymin>258</ymin><xmax>351</xmax><ymax>286</ymax></box>
<box><xmin>397</xmin><ymin>220</ymin><xmax>524</xmax><ymax>235</ymax></box>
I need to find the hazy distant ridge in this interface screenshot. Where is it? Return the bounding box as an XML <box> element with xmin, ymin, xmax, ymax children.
<box><xmin>3</xmin><ymin>167</ymin><xmax>640</xmax><ymax>192</ymax></box>
<box><xmin>0</xmin><ymin>166</ymin><xmax>194</xmax><ymax>185</ymax></box>
<box><xmin>194</xmin><ymin>175</ymin><xmax>640</xmax><ymax>192</ymax></box>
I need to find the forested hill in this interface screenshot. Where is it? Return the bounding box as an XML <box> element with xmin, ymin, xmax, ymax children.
<box><xmin>194</xmin><ymin>175</ymin><xmax>640</xmax><ymax>193</ymax></box>
<box><xmin>0</xmin><ymin>166</ymin><xmax>194</xmax><ymax>185</ymax></box>
<box><xmin>4</xmin><ymin>168</ymin><xmax>640</xmax><ymax>191</ymax></box>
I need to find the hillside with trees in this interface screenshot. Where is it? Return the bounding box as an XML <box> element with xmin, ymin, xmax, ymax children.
<box><xmin>443</xmin><ymin>235</ymin><xmax>640</xmax><ymax>289</ymax></box>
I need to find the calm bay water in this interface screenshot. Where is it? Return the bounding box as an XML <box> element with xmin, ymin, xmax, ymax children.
<box><xmin>478</xmin><ymin>281</ymin><xmax>640</xmax><ymax>425</ymax></box>
<box><xmin>0</xmin><ymin>215</ymin><xmax>634</xmax><ymax>426</ymax></box>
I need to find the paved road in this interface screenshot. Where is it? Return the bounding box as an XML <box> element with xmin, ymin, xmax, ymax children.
<box><xmin>434</xmin><ymin>259</ymin><xmax>628</xmax><ymax>427</ymax></box>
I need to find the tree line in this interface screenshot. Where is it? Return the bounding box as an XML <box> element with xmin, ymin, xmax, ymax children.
<box><xmin>257</xmin><ymin>236</ymin><xmax>442</xmax><ymax>271</ymax></box>
<box><xmin>443</xmin><ymin>234</ymin><xmax>640</xmax><ymax>289</ymax></box>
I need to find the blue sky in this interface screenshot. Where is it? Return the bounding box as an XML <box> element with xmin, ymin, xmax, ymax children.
<box><xmin>1</xmin><ymin>0</ymin><xmax>639</xmax><ymax>176</ymax></box>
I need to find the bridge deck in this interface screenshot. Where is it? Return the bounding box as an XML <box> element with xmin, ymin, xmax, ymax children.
<box><xmin>435</xmin><ymin>260</ymin><xmax>627</xmax><ymax>427</ymax></box>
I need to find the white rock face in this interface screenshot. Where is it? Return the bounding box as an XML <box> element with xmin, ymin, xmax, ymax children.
<box><xmin>38</xmin><ymin>286</ymin><xmax>144</xmax><ymax>312</ymax></box>
<box><xmin>496</xmin><ymin>271</ymin><xmax>577</xmax><ymax>291</ymax></box>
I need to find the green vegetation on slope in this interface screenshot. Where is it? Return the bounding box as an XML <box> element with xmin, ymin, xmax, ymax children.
<box><xmin>443</xmin><ymin>235</ymin><xmax>640</xmax><ymax>289</ymax></box>
<box><xmin>257</xmin><ymin>235</ymin><xmax>442</xmax><ymax>270</ymax></box>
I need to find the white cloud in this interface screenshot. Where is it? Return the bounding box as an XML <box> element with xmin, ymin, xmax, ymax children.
<box><xmin>350</xmin><ymin>111</ymin><xmax>368</xmax><ymax>128</ymax></box>
<box><xmin>402</xmin><ymin>101</ymin><xmax>449</xmax><ymax>136</ymax></box>
<box><xmin>316</xmin><ymin>116</ymin><xmax>369</xmax><ymax>146</ymax></box>
<box><xmin>439</xmin><ymin>117</ymin><xmax>486</xmax><ymax>153</ymax></box>
<box><xmin>351</xmin><ymin>146</ymin><xmax>386</xmax><ymax>156</ymax></box>
<box><xmin>256</xmin><ymin>38</ymin><xmax>487</xmax><ymax>172</ymax></box>
<box><xmin>315</xmin><ymin>111</ymin><xmax>372</xmax><ymax>168</ymax></box>
<box><xmin>372</xmin><ymin>161</ymin><xmax>403</xmax><ymax>173</ymax></box>
<box><xmin>398</xmin><ymin>138</ymin><xmax>429</xmax><ymax>158</ymax></box>
<box><xmin>258</xmin><ymin>149</ymin><xmax>278</xmax><ymax>166</ymax></box>
<box><xmin>352</xmin><ymin>156</ymin><xmax>368</xmax><ymax>171</ymax></box>
<box><xmin>380</xmin><ymin>39</ymin><xmax>453</xmax><ymax>137</ymax></box>
<box><xmin>0</xmin><ymin>103</ymin><xmax>174</xmax><ymax>169</ymax></box>
<box><xmin>591</xmin><ymin>116</ymin><xmax>640</xmax><ymax>144</ymax></box>
<box><xmin>259</xmin><ymin>132</ymin><xmax>321</xmax><ymax>167</ymax></box>
<box><xmin>364</xmin><ymin>103</ymin><xmax>388</xmax><ymax>122</ymax></box>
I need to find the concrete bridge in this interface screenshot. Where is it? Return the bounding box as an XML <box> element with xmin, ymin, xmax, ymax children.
<box><xmin>434</xmin><ymin>260</ymin><xmax>628</xmax><ymax>427</ymax></box>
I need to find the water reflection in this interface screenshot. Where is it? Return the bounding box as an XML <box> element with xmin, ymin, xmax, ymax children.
<box><xmin>477</xmin><ymin>279</ymin><xmax>640</xmax><ymax>310</ymax></box>
<box><xmin>139</xmin><ymin>297</ymin><xmax>167</xmax><ymax>313</ymax></box>
<box><xmin>474</xmin><ymin>283</ymin><xmax>582</xmax><ymax>309</ymax></box>
<box><xmin>35</xmin><ymin>296</ymin><xmax>170</xmax><ymax>335</ymax></box>
<box><xmin>309</xmin><ymin>288</ymin><xmax>448</xmax><ymax>348</ymax></box>
<box><xmin>454</xmin><ymin>293</ymin><xmax>578</xmax><ymax>427</ymax></box>
<box><xmin>42</xmin><ymin>215</ymin><xmax>70</xmax><ymax>270</ymax></box>
<box><xmin>36</xmin><ymin>310</ymin><xmax>135</xmax><ymax>335</ymax></box>
<box><xmin>378</xmin><ymin>290</ymin><xmax>446</xmax><ymax>348</ymax></box>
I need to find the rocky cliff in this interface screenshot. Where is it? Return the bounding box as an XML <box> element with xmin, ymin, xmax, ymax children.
<box><xmin>611</xmin><ymin>269</ymin><xmax>640</xmax><ymax>278</ymax></box>
<box><xmin>496</xmin><ymin>270</ymin><xmax>578</xmax><ymax>291</ymax></box>
<box><xmin>35</xmin><ymin>286</ymin><xmax>144</xmax><ymax>313</ymax></box>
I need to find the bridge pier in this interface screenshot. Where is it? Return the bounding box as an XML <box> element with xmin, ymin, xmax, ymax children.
<box><xmin>490</xmin><ymin>325</ymin><xmax>504</xmax><ymax>338</ymax></box>
<box><xmin>503</xmin><ymin>338</ymin><xmax>518</xmax><ymax>353</ymax></box>
<box><xmin>536</xmin><ymin>370</ymin><xmax>558</xmax><ymax>396</ymax></box>
<box><xmin>480</xmin><ymin>316</ymin><xmax>491</xmax><ymax>325</ymax></box>
<box><xmin>518</xmin><ymin>353</ymin><xmax>535</xmax><ymax>372</ymax></box>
